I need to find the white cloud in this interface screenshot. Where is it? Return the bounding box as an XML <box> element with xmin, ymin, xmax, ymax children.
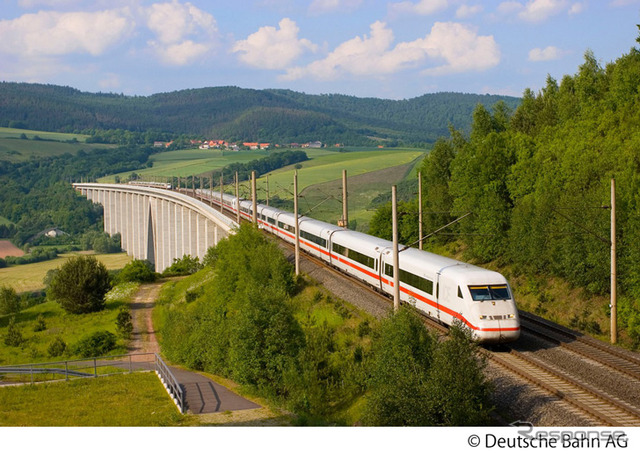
<box><xmin>518</xmin><ymin>0</ymin><xmax>569</xmax><ymax>22</ymax></box>
<box><xmin>283</xmin><ymin>21</ymin><xmax>500</xmax><ymax>81</ymax></box>
<box><xmin>528</xmin><ymin>45</ymin><xmax>566</xmax><ymax>61</ymax></box>
<box><xmin>389</xmin><ymin>0</ymin><xmax>449</xmax><ymax>16</ymax></box>
<box><xmin>232</xmin><ymin>18</ymin><xmax>317</xmax><ymax>70</ymax></box>
<box><xmin>0</xmin><ymin>9</ymin><xmax>133</xmax><ymax>57</ymax></box>
<box><xmin>308</xmin><ymin>0</ymin><xmax>363</xmax><ymax>14</ymax></box>
<box><xmin>420</xmin><ymin>22</ymin><xmax>501</xmax><ymax>75</ymax></box>
<box><xmin>456</xmin><ymin>4</ymin><xmax>483</xmax><ymax>18</ymax></box>
<box><xmin>145</xmin><ymin>1</ymin><xmax>218</xmax><ymax>65</ymax></box>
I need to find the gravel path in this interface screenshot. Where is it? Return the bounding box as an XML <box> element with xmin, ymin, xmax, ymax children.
<box><xmin>129</xmin><ymin>282</ymin><xmax>162</xmax><ymax>358</ymax></box>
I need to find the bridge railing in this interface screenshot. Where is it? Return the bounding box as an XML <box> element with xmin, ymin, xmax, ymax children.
<box><xmin>0</xmin><ymin>352</ymin><xmax>185</xmax><ymax>413</ymax></box>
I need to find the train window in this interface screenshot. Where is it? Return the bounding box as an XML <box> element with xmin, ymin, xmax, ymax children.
<box><xmin>300</xmin><ymin>230</ymin><xmax>327</xmax><ymax>248</ymax></box>
<box><xmin>468</xmin><ymin>285</ymin><xmax>511</xmax><ymax>301</ymax></box>
<box><xmin>333</xmin><ymin>243</ymin><xmax>374</xmax><ymax>268</ymax></box>
<box><xmin>383</xmin><ymin>264</ymin><xmax>433</xmax><ymax>294</ymax></box>
<box><xmin>267</xmin><ymin>217</ymin><xmax>275</xmax><ymax>225</ymax></box>
<box><xmin>458</xmin><ymin>286</ymin><xmax>463</xmax><ymax>299</ymax></box>
<box><xmin>399</xmin><ymin>269</ymin><xmax>433</xmax><ymax>294</ymax></box>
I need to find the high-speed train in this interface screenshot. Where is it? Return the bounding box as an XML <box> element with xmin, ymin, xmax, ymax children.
<box><xmin>198</xmin><ymin>189</ymin><xmax>520</xmax><ymax>343</ymax></box>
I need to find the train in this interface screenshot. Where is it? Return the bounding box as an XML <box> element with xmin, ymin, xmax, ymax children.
<box><xmin>128</xmin><ymin>181</ymin><xmax>172</xmax><ymax>190</ymax></box>
<box><xmin>198</xmin><ymin>188</ymin><xmax>520</xmax><ymax>343</ymax></box>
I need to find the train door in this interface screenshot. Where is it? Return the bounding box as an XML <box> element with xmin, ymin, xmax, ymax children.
<box><xmin>435</xmin><ymin>272</ymin><xmax>441</xmax><ymax>321</ymax></box>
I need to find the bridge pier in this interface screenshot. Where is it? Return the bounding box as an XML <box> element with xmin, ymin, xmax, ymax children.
<box><xmin>74</xmin><ymin>183</ymin><xmax>238</xmax><ymax>272</ymax></box>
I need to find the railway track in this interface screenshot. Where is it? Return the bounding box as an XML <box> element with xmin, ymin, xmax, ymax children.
<box><xmin>195</xmin><ymin>189</ymin><xmax>640</xmax><ymax>426</ymax></box>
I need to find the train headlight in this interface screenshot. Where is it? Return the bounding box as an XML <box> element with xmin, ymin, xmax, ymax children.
<box><xmin>508</xmin><ymin>314</ymin><xmax>516</xmax><ymax>319</ymax></box>
<box><xmin>479</xmin><ymin>315</ymin><xmax>488</xmax><ymax>320</ymax></box>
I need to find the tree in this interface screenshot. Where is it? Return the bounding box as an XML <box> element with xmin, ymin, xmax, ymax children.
<box><xmin>4</xmin><ymin>317</ymin><xmax>24</xmax><ymax>347</ymax></box>
<box><xmin>365</xmin><ymin>309</ymin><xmax>435</xmax><ymax>425</ymax></box>
<box><xmin>0</xmin><ymin>285</ymin><xmax>20</xmax><ymax>315</ymax></box>
<box><xmin>47</xmin><ymin>255</ymin><xmax>111</xmax><ymax>314</ymax></box>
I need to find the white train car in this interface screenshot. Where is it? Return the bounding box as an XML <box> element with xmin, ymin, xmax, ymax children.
<box><xmin>195</xmin><ymin>189</ymin><xmax>520</xmax><ymax>343</ymax></box>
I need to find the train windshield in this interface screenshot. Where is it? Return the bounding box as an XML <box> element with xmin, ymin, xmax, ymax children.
<box><xmin>468</xmin><ymin>285</ymin><xmax>511</xmax><ymax>301</ymax></box>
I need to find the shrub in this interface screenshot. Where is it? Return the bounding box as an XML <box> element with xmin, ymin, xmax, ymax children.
<box><xmin>117</xmin><ymin>259</ymin><xmax>157</xmax><ymax>284</ymax></box>
<box><xmin>73</xmin><ymin>331</ymin><xmax>118</xmax><ymax>357</ymax></box>
<box><xmin>116</xmin><ymin>307</ymin><xmax>133</xmax><ymax>339</ymax></box>
<box><xmin>4</xmin><ymin>317</ymin><xmax>24</xmax><ymax>347</ymax></box>
<box><xmin>47</xmin><ymin>255</ymin><xmax>111</xmax><ymax>314</ymax></box>
<box><xmin>47</xmin><ymin>336</ymin><xmax>67</xmax><ymax>357</ymax></box>
<box><xmin>162</xmin><ymin>255</ymin><xmax>202</xmax><ymax>276</ymax></box>
<box><xmin>33</xmin><ymin>314</ymin><xmax>47</xmax><ymax>332</ymax></box>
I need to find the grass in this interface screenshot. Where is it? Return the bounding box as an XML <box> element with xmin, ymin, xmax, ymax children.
<box><xmin>0</xmin><ymin>215</ymin><xmax>14</xmax><ymax>226</ymax></box>
<box><xmin>0</xmin><ymin>251</ymin><xmax>132</xmax><ymax>293</ymax></box>
<box><xmin>100</xmin><ymin>149</ymin><xmax>272</xmax><ymax>181</ymax></box>
<box><xmin>0</xmin><ymin>373</ymin><xmax>195</xmax><ymax>426</ymax></box>
<box><xmin>0</xmin><ymin>127</ymin><xmax>114</xmax><ymax>163</ymax></box>
<box><xmin>0</xmin><ymin>282</ymin><xmax>138</xmax><ymax>365</ymax></box>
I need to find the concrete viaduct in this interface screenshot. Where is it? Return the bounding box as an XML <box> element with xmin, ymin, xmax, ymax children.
<box><xmin>72</xmin><ymin>183</ymin><xmax>238</xmax><ymax>272</ymax></box>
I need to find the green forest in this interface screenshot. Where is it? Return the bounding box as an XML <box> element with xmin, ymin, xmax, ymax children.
<box><xmin>0</xmin><ymin>83</ymin><xmax>518</xmax><ymax>146</ymax></box>
<box><xmin>370</xmin><ymin>40</ymin><xmax>640</xmax><ymax>347</ymax></box>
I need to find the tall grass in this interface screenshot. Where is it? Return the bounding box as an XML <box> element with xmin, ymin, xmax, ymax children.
<box><xmin>0</xmin><ymin>373</ymin><xmax>194</xmax><ymax>426</ymax></box>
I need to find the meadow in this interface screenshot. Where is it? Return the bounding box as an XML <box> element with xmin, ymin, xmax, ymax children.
<box><xmin>0</xmin><ymin>372</ymin><xmax>192</xmax><ymax>426</ymax></box>
<box><xmin>0</xmin><ymin>281</ymin><xmax>138</xmax><ymax>365</ymax></box>
<box><xmin>0</xmin><ymin>127</ymin><xmax>114</xmax><ymax>163</ymax></box>
<box><xmin>0</xmin><ymin>252</ymin><xmax>131</xmax><ymax>293</ymax></box>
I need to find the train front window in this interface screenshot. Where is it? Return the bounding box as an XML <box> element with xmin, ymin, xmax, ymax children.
<box><xmin>468</xmin><ymin>285</ymin><xmax>511</xmax><ymax>301</ymax></box>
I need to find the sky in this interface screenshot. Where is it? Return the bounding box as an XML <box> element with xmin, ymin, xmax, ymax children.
<box><xmin>1</xmin><ymin>0</ymin><xmax>640</xmax><ymax>99</ymax></box>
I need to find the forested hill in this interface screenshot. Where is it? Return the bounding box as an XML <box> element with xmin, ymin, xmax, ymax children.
<box><xmin>0</xmin><ymin>83</ymin><xmax>519</xmax><ymax>145</ymax></box>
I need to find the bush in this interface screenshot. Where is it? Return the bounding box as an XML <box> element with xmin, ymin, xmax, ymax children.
<box><xmin>73</xmin><ymin>331</ymin><xmax>118</xmax><ymax>357</ymax></box>
<box><xmin>4</xmin><ymin>317</ymin><xmax>24</xmax><ymax>347</ymax></box>
<box><xmin>47</xmin><ymin>336</ymin><xmax>67</xmax><ymax>357</ymax></box>
<box><xmin>162</xmin><ymin>255</ymin><xmax>202</xmax><ymax>276</ymax></box>
<box><xmin>116</xmin><ymin>307</ymin><xmax>133</xmax><ymax>339</ymax></box>
<box><xmin>117</xmin><ymin>259</ymin><xmax>157</xmax><ymax>284</ymax></box>
<box><xmin>47</xmin><ymin>255</ymin><xmax>111</xmax><ymax>314</ymax></box>
<box><xmin>33</xmin><ymin>314</ymin><xmax>47</xmax><ymax>332</ymax></box>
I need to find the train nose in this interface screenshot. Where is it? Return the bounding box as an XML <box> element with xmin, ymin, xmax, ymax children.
<box><xmin>477</xmin><ymin>318</ymin><xmax>521</xmax><ymax>343</ymax></box>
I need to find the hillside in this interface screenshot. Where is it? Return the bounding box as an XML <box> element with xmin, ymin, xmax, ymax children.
<box><xmin>0</xmin><ymin>82</ymin><xmax>519</xmax><ymax>145</ymax></box>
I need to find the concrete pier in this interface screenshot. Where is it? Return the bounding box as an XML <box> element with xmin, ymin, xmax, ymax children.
<box><xmin>73</xmin><ymin>183</ymin><xmax>238</xmax><ymax>272</ymax></box>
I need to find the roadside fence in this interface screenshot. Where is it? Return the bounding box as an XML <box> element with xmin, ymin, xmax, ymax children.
<box><xmin>0</xmin><ymin>352</ymin><xmax>185</xmax><ymax>413</ymax></box>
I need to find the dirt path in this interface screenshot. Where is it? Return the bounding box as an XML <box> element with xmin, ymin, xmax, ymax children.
<box><xmin>129</xmin><ymin>282</ymin><xmax>163</xmax><ymax>358</ymax></box>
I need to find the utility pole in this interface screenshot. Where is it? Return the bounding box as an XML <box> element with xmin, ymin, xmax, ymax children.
<box><xmin>294</xmin><ymin>170</ymin><xmax>300</xmax><ymax>276</ymax></box>
<box><xmin>611</xmin><ymin>178</ymin><xmax>617</xmax><ymax>344</ymax></box>
<box><xmin>251</xmin><ymin>170</ymin><xmax>257</xmax><ymax>224</ymax></box>
<box><xmin>266</xmin><ymin>174</ymin><xmax>270</xmax><ymax>207</ymax></box>
<box><xmin>219</xmin><ymin>174</ymin><xmax>224</xmax><ymax>214</ymax></box>
<box><xmin>235</xmin><ymin>171</ymin><xmax>240</xmax><ymax>225</ymax></box>
<box><xmin>392</xmin><ymin>185</ymin><xmax>400</xmax><ymax>312</ymax></box>
<box><xmin>418</xmin><ymin>171</ymin><xmax>423</xmax><ymax>250</ymax></box>
<box><xmin>342</xmin><ymin>169</ymin><xmax>348</xmax><ymax>228</ymax></box>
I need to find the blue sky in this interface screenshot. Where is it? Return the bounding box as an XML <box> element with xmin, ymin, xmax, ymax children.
<box><xmin>1</xmin><ymin>0</ymin><xmax>639</xmax><ymax>99</ymax></box>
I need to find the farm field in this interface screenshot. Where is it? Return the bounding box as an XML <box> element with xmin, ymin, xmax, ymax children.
<box><xmin>0</xmin><ymin>127</ymin><xmax>114</xmax><ymax>163</ymax></box>
<box><xmin>100</xmin><ymin>148</ymin><xmax>275</xmax><ymax>182</ymax></box>
<box><xmin>0</xmin><ymin>252</ymin><xmax>131</xmax><ymax>293</ymax></box>
<box><xmin>0</xmin><ymin>240</ymin><xmax>24</xmax><ymax>259</ymax></box>
<box><xmin>255</xmin><ymin>148</ymin><xmax>426</xmax><ymax>229</ymax></box>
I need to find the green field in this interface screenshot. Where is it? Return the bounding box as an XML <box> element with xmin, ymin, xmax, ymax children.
<box><xmin>256</xmin><ymin>148</ymin><xmax>426</xmax><ymax>229</ymax></box>
<box><xmin>0</xmin><ymin>252</ymin><xmax>132</xmax><ymax>293</ymax></box>
<box><xmin>100</xmin><ymin>148</ymin><xmax>273</xmax><ymax>181</ymax></box>
<box><xmin>0</xmin><ymin>373</ymin><xmax>192</xmax><ymax>426</ymax></box>
<box><xmin>0</xmin><ymin>281</ymin><xmax>138</xmax><ymax>365</ymax></box>
<box><xmin>0</xmin><ymin>127</ymin><xmax>114</xmax><ymax>163</ymax></box>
